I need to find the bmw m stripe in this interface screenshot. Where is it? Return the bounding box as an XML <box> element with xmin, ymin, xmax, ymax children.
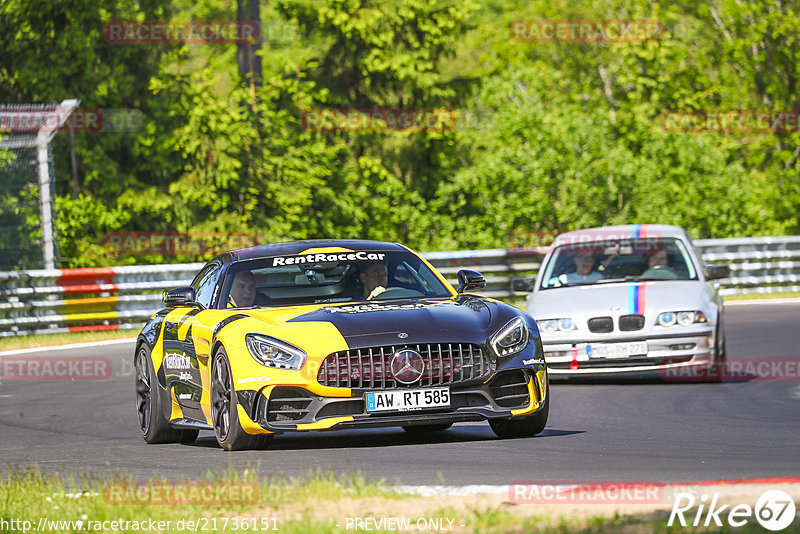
<box><xmin>627</xmin><ymin>283</ymin><xmax>646</xmax><ymax>315</ymax></box>
<box><xmin>629</xmin><ymin>224</ymin><xmax>649</xmax><ymax>239</ymax></box>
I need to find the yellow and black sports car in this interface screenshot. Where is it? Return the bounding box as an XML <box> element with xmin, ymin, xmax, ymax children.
<box><xmin>135</xmin><ymin>240</ymin><xmax>548</xmax><ymax>450</ymax></box>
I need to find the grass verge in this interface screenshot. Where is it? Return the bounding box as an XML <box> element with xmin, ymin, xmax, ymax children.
<box><xmin>723</xmin><ymin>290</ymin><xmax>800</xmax><ymax>301</ymax></box>
<box><xmin>0</xmin><ymin>329</ymin><xmax>137</xmax><ymax>352</ymax></box>
<box><xmin>3</xmin><ymin>467</ymin><xmax>797</xmax><ymax>533</ymax></box>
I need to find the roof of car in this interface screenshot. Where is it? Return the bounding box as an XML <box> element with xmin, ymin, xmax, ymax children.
<box><xmin>228</xmin><ymin>239</ymin><xmax>410</xmax><ymax>262</ymax></box>
<box><xmin>551</xmin><ymin>225</ymin><xmax>689</xmax><ymax>247</ymax></box>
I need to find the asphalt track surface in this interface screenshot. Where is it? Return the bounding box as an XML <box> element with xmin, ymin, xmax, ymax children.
<box><xmin>1</xmin><ymin>301</ymin><xmax>798</xmax><ymax>486</ymax></box>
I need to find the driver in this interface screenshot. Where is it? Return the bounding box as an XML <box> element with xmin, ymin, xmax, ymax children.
<box><xmin>229</xmin><ymin>271</ymin><xmax>259</xmax><ymax>307</ymax></box>
<box><xmin>641</xmin><ymin>247</ymin><xmax>678</xmax><ymax>279</ymax></box>
<box><xmin>359</xmin><ymin>262</ymin><xmax>388</xmax><ymax>300</ymax></box>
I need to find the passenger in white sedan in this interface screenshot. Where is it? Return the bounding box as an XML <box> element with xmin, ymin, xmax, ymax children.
<box><xmin>564</xmin><ymin>252</ymin><xmax>605</xmax><ymax>284</ymax></box>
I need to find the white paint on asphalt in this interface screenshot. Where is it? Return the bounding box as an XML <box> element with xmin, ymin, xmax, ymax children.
<box><xmin>393</xmin><ymin>485</ymin><xmax>510</xmax><ymax>496</ymax></box>
<box><xmin>0</xmin><ymin>337</ymin><xmax>136</xmax><ymax>357</ymax></box>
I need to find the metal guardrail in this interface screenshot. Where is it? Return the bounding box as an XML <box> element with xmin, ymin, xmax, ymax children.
<box><xmin>1</xmin><ymin>237</ymin><xmax>798</xmax><ymax>337</ymax></box>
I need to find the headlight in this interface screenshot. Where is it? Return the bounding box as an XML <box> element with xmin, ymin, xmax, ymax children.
<box><xmin>657</xmin><ymin>312</ymin><xmax>676</xmax><ymax>327</ymax></box>
<box><xmin>245</xmin><ymin>334</ymin><xmax>307</xmax><ymax>370</ymax></box>
<box><xmin>539</xmin><ymin>319</ymin><xmax>557</xmax><ymax>333</ymax></box>
<box><xmin>658</xmin><ymin>311</ymin><xmax>707</xmax><ymax>327</ymax></box>
<box><xmin>538</xmin><ymin>318</ymin><xmax>576</xmax><ymax>333</ymax></box>
<box><xmin>491</xmin><ymin>317</ymin><xmax>529</xmax><ymax>356</ymax></box>
<box><xmin>559</xmin><ymin>318</ymin><xmax>576</xmax><ymax>332</ymax></box>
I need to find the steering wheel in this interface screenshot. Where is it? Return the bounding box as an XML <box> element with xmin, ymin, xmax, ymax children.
<box><xmin>368</xmin><ymin>287</ymin><xmax>423</xmax><ymax>300</ymax></box>
<box><xmin>642</xmin><ymin>265</ymin><xmax>678</xmax><ymax>279</ymax></box>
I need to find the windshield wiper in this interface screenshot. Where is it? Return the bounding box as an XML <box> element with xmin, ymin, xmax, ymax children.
<box><xmin>590</xmin><ymin>278</ymin><xmax>629</xmax><ymax>284</ymax></box>
<box><xmin>622</xmin><ymin>276</ymin><xmax>681</xmax><ymax>282</ymax></box>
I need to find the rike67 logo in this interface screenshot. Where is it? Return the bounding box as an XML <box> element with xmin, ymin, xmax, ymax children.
<box><xmin>669</xmin><ymin>490</ymin><xmax>797</xmax><ymax>531</ymax></box>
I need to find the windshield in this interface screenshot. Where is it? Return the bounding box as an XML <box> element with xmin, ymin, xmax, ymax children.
<box><xmin>539</xmin><ymin>238</ymin><xmax>698</xmax><ymax>289</ymax></box>
<box><xmin>219</xmin><ymin>250</ymin><xmax>452</xmax><ymax>308</ymax></box>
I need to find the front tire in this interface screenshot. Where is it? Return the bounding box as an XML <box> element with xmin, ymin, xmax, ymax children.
<box><xmin>211</xmin><ymin>347</ymin><xmax>271</xmax><ymax>451</ymax></box>
<box><xmin>489</xmin><ymin>378</ymin><xmax>549</xmax><ymax>439</ymax></box>
<box><xmin>708</xmin><ymin>322</ymin><xmax>727</xmax><ymax>383</ymax></box>
<box><xmin>135</xmin><ymin>344</ymin><xmax>198</xmax><ymax>444</ymax></box>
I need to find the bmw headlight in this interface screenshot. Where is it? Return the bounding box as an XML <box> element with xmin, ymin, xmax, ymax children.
<box><xmin>538</xmin><ymin>319</ymin><xmax>558</xmax><ymax>333</ymax></box>
<box><xmin>559</xmin><ymin>318</ymin><xmax>576</xmax><ymax>332</ymax></box>
<box><xmin>538</xmin><ymin>318</ymin><xmax>576</xmax><ymax>333</ymax></box>
<box><xmin>245</xmin><ymin>334</ymin><xmax>307</xmax><ymax>370</ymax></box>
<box><xmin>657</xmin><ymin>311</ymin><xmax>707</xmax><ymax>327</ymax></box>
<box><xmin>491</xmin><ymin>317</ymin><xmax>529</xmax><ymax>356</ymax></box>
<box><xmin>657</xmin><ymin>312</ymin><xmax>676</xmax><ymax>327</ymax></box>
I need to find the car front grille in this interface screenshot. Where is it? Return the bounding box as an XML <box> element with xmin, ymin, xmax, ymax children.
<box><xmin>588</xmin><ymin>317</ymin><xmax>614</xmax><ymax>333</ymax></box>
<box><xmin>317</xmin><ymin>343</ymin><xmax>494</xmax><ymax>389</ymax></box>
<box><xmin>619</xmin><ymin>314</ymin><xmax>645</xmax><ymax>331</ymax></box>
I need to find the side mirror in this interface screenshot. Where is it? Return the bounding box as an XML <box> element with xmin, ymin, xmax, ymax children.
<box><xmin>511</xmin><ymin>277</ymin><xmax>533</xmax><ymax>292</ymax></box>
<box><xmin>457</xmin><ymin>269</ymin><xmax>486</xmax><ymax>293</ymax></box>
<box><xmin>163</xmin><ymin>286</ymin><xmax>197</xmax><ymax>307</ymax></box>
<box><xmin>706</xmin><ymin>265</ymin><xmax>731</xmax><ymax>281</ymax></box>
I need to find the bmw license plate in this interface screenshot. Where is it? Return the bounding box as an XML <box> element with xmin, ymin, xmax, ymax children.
<box><xmin>585</xmin><ymin>341</ymin><xmax>648</xmax><ymax>359</ymax></box>
<box><xmin>366</xmin><ymin>387</ymin><xmax>450</xmax><ymax>412</ymax></box>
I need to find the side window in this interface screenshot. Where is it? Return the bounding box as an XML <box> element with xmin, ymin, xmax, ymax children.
<box><xmin>191</xmin><ymin>263</ymin><xmax>221</xmax><ymax>308</ymax></box>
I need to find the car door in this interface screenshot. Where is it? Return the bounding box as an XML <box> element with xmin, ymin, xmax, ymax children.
<box><xmin>162</xmin><ymin>261</ymin><xmax>221</xmax><ymax>422</ymax></box>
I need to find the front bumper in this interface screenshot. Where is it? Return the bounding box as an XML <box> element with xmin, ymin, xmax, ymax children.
<box><xmin>236</xmin><ymin>367</ymin><xmax>547</xmax><ymax>434</ymax></box>
<box><xmin>542</xmin><ymin>330</ymin><xmax>717</xmax><ymax>378</ymax></box>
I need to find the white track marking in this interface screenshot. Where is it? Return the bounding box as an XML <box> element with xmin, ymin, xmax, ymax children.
<box><xmin>393</xmin><ymin>485</ymin><xmax>510</xmax><ymax>496</ymax></box>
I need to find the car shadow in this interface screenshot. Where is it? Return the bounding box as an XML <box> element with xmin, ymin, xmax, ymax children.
<box><xmin>550</xmin><ymin>372</ymin><xmax>759</xmax><ymax>385</ymax></box>
<box><xmin>183</xmin><ymin>425</ymin><xmax>584</xmax><ymax>451</ymax></box>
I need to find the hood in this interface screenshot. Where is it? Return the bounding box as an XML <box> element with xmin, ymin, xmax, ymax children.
<box><xmin>527</xmin><ymin>280</ymin><xmax>705</xmax><ymax>320</ymax></box>
<box><xmin>238</xmin><ymin>296</ymin><xmax>518</xmax><ymax>349</ymax></box>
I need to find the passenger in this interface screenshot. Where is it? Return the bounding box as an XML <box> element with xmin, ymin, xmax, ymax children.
<box><xmin>359</xmin><ymin>262</ymin><xmax>389</xmax><ymax>300</ymax></box>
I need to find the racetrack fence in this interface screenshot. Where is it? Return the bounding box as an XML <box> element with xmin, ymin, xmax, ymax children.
<box><xmin>1</xmin><ymin>235</ymin><xmax>799</xmax><ymax>337</ymax></box>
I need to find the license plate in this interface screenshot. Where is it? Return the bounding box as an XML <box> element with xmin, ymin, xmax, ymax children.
<box><xmin>585</xmin><ymin>341</ymin><xmax>647</xmax><ymax>359</ymax></box>
<box><xmin>366</xmin><ymin>387</ymin><xmax>450</xmax><ymax>412</ymax></box>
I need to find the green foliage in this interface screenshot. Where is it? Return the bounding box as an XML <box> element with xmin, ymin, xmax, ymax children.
<box><xmin>55</xmin><ymin>194</ymin><xmax>131</xmax><ymax>267</ymax></box>
<box><xmin>1</xmin><ymin>0</ymin><xmax>798</xmax><ymax>268</ymax></box>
